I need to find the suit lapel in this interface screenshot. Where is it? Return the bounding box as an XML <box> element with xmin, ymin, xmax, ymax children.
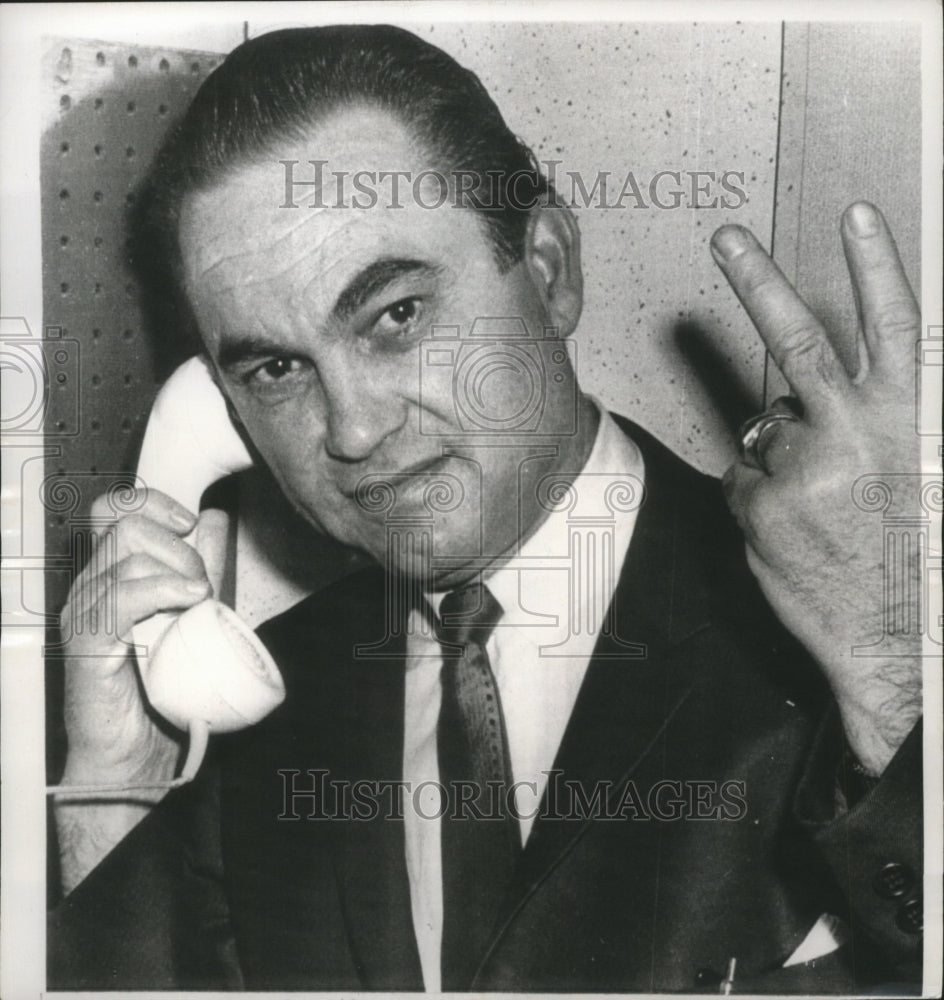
<box><xmin>479</xmin><ymin>421</ymin><xmax>718</xmax><ymax>970</ymax></box>
<box><xmin>331</xmin><ymin>632</ymin><xmax>425</xmax><ymax>990</ymax></box>
<box><xmin>219</xmin><ymin>569</ymin><xmax>422</xmax><ymax>990</ymax></box>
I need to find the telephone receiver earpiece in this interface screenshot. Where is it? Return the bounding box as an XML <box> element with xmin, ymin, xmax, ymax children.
<box><xmin>132</xmin><ymin>355</ymin><xmax>285</xmax><ymax>782</ymax></box>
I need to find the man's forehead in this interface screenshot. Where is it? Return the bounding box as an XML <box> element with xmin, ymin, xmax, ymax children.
<box><xmin>178</xmin><ymin>106</ymin><xmax>474</xmax><ymax>300</ymax></box>
<box><xmin>182</xmin><ymin>190</ymin><xmax>403</xmax><ymax>292</ymax></box>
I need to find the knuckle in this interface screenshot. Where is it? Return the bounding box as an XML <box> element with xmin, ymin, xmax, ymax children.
<box><xmin>869</xmin><ymin>298</ymin><xmax>920</xmax><ymax>337</ymax></box>
<box><xmin>184</xmin><ymin>545</ymin><xmax>206</xmax><ymax>579</ymax></box>
<box><xmin>88</xmin><ymin>494</ymin><xmax>113</xmax><ymax>520</ymax></box>
<box><xmin>779</xmin><ymin>322</ymin><xmax>822</xmax><ymax>356</ymax></box>
<box><xmin>96</xmin><ymin>520</ymin><xmax>119</xmax><ymax>543</ymax></box>
<box><xmin>122</xmin><ymin>551</ymin><xmax>157</xmax><ymax>577</ymax></box>
<box><xmin>114</xmin><ymin>511</ymin><xmax>146</xmax><ymax>538</ymax></box>
<box><xmin>140</xmin><ymin>487</ymin><xmax>174</xmax><ymax>519</ymax></box>
<box><xmin>780</xmin><ymin>329</ymin><xmax>842</xmax><ymax>387</ymax></box>
<box><xmin>87</xmin><ymin>549</ymin><xmax>120</xmax><ymax>586</ymax></box>
<box><xmin>116</xmin><ymin>511</ymin><xmax>164</xmax><ymax>549</ymax></box>
<box><xmin>90</xmin><ymin>488</ymin><xmax>145</xmax><ymax>521</ymax></box>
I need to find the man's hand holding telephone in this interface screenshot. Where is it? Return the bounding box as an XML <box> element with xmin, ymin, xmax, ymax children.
<box><xmin>52</xmin><ymin>360</ymin><xmax>287</xmax><ymax>889</ymax></box>
<box><xmin>55</xmin><ymin>485</ymin><xmax>212</xmax><ymax>892</ymax></box>
<box><xmin>58</xmin><ymin>488</ymin><xmax>210</xmax><ymax>794</ymax></box>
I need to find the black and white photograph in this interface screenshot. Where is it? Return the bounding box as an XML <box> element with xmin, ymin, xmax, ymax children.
<box><xmin>0</xmin><ymin>2</ymin><xmax>941</xmax><ymax>997</ymax></box>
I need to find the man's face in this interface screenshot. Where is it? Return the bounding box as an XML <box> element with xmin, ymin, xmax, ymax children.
<box><xmin>179</xmin><ymin>107</ymin><xmax>587</xmax><ymax>586</ymax></box>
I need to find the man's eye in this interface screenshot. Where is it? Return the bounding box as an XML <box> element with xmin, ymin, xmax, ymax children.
<box><xmin>374</xmin><ymin>298</ymin><xmax>423</xmax><ymax>338</ymax></box>
<box><xmin>249</xmin><ymin>357</ymin><xmax>305</xmax><ymax>384</ymax></box>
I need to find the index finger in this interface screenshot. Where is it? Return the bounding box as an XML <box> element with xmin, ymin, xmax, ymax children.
<box><xmin>711</xmin><ymin>224</ymin><xmax>850</xmax><ymax>415</ymax></box>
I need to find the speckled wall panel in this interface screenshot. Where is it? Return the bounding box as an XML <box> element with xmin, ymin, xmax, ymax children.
<box><xmin>41</xmin><ymin>39</ymin><xmax>224</xmax><ymax>614</ymax></box>
<box><xmin>770</xmin><ymin>23</ymin><xmax>921</xmax><ymax>396</ymax></box>
<box><xmin>396</xmin><ymin>22</ymin><xmax>783</xmax><ymax>472</ymax></box>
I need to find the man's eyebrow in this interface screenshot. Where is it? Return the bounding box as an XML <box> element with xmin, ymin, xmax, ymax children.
<box><xmin>331</xmin><ymin>258</ymin><xmax>442</xmax><ymax>322</ymax></box>
<box><xmin>217</xmin><ymin>335</ymin><xmax>289</xmax><ymax>369</ymax></box>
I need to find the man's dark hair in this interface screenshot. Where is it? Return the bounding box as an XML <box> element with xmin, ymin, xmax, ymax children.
<box><xmin>149</xmin><ymin>24</ymin><xmax>552</xmax><ymax>277</ymax></box>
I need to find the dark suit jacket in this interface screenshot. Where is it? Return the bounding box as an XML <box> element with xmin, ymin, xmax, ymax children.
<box><xmin>48</xmin><ymin>417</ymin><xmax>923</xmax><ymax>993</ymax></box>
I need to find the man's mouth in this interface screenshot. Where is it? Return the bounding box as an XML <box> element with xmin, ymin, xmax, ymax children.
<box><xmin>338</xmin><ymin>454</ymin><xmax>453</xmax><ymax>499</ymax></box>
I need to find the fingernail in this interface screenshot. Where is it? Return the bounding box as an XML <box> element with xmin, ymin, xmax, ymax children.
<box><xmin>711</xmin><ymin>225</ymin><xmax>750</xmax><ymax>261</ymax></box>
<box><xmin>847</xmin><ymin>202</ymin><xmax>879</xmax><ymax>236</ymax></box>
<box><xmin>185</xmin><ymin>579</ymin><xmax>210</xmax><ymax>597</ymax></box>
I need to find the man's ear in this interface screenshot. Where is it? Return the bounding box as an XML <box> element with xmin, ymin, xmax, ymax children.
<box><xmin>523</xmin><ymin>205</ymin><xmax>583</xmax><ymax>337</ymax></box>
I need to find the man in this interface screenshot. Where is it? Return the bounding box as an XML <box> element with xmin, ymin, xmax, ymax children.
<box><xmin>49</xmin><ymin>25</ymin><xmax>923</xmax><ymax>993</ymax></box>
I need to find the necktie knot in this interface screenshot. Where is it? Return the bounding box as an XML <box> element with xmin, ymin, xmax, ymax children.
<box><xmin>436</xmin><ymin>583</ymin><xmax>503</xmax><ymax>650</ymax></box>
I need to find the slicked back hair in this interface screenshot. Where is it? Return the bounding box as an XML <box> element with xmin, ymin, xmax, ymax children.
<box><xmin>148</xmin><ymin>25</ymin><xmax>552</xmax><ymax>278</ymax></box>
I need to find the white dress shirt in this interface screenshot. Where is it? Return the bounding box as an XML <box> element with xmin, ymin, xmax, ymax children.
<box><xmin>402</xmin><ymin>404</ymin><xmax>645</xmax><ymax>991</ymax></box>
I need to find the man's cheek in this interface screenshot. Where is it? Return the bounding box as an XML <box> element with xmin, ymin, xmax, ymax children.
<box><xmin>304</xmin><ymin>491</ymin><xmax>389</xmax><ymax>549</ymax></box>
<box><xmin>248</xmin><ymin>424</ymin><xmax>324</xmax><ymax>490</ymax></box>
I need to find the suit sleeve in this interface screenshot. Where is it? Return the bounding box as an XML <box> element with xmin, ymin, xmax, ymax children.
<box><xmin>47</xmin><ymin>763</ymin><xmax>243</xmax><ymax>991</ymax></box>
<box><xmin>793</xmin><ymin>710</ymin><xmax>923</xmax><ymax>984</ymax></box>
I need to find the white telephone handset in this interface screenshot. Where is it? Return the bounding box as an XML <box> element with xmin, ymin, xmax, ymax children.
<box><xmin>132</xmin><ymin>355</ymin><xmax>285</xmax><ymax>780</ymax></box>
<box><xmin>47</xmin><ymin>356</ymin><xmax>285</xmax><ymax>797</ymax></box>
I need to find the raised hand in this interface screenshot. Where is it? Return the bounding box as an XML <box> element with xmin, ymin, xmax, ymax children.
<box><xmin>711</xmin><ymin>202</ymin><xmax>922</xmax><ymax>775</ymax></box>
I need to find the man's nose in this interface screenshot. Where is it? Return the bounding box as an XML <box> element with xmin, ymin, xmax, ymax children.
<box><xmin>321</xmin><ymin>360</ymin><xmax>407</xmax><ymax>462</ymax></box>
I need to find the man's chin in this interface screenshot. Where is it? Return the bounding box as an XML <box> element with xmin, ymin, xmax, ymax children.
<box><xmin>313</xmin><ymin>506</ymin><xmax>498</xmax><ymax>591</ymax></box>
<box><xmin>369</xmin><ymin>542</ymin><xmax>484</xmax><ymax>594</ymax></box>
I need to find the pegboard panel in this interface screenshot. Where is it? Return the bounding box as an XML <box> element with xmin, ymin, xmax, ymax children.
<box><xmin>41</xmin><ymin>39</ymin><xmax>222</xmax><ymax>616</ymax></box>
